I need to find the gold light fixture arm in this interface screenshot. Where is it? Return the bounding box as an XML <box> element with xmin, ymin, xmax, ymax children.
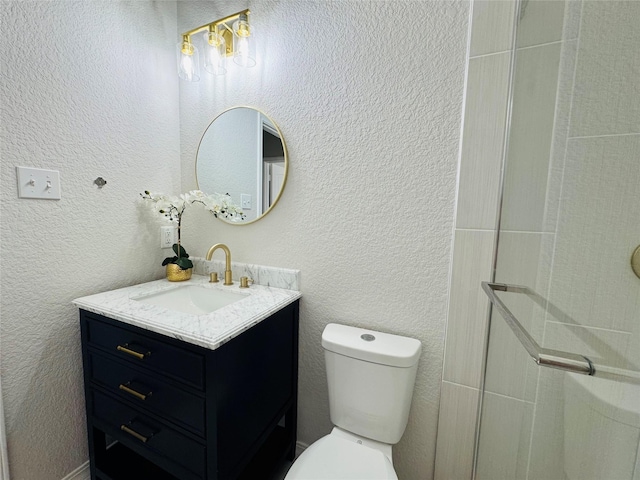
<box><xmin>180</xmin><ymin>9</ymin><xmax>250</xmax><ymax>56</ymax></box>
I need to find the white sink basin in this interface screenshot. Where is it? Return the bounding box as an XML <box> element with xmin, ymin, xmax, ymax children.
<box><xmin>132</xmin><ymin>285</ymin><xmax>247</xmax><ymax>315</ymax></box>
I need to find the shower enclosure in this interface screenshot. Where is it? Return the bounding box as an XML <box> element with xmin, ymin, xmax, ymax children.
<box><xmin>475</xmin><ymin>1</ymin><xmax>640</xmax><ymax>479</ymax></box>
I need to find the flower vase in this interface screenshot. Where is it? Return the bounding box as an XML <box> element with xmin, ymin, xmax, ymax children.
<box><xmin>166</xmin><ymin>264</ymin><xmax>192</xmax><ymax>282</ymax></box>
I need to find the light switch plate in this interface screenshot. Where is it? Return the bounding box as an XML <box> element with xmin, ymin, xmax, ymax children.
<box><xmin>241</xmin><ymin>193</ymin><xmax>252</xmax><ymax>210</ymax></box>
<box><xmin>16</xmin><ymin>166</ymin><xmax>61</xmax><ymax>200</ymax></box>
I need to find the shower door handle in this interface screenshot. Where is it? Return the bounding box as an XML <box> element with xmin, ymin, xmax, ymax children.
<box><xmin>481</xmin><ymin>282</ymin><xmax>595</xmax><ymax>375</ymax></box>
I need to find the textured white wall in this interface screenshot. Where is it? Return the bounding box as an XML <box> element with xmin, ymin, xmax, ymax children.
<box><xmin>0</xmin><ymin>2</ymin><xmax>180</xmax><ymax>479</ymax></box>
<box><xmin>177</xmin><ymin>1</ymin><xmax>468</xmax><ymax>478</ymax></box>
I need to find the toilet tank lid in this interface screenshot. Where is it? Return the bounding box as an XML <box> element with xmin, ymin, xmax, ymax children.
<box><xmin>322</xmin><ymin>323</ymin><xmax>422</xmax><ymax>368</ymax></box>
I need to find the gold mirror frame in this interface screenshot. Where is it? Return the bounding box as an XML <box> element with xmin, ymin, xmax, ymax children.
<box><xmin>195</xmin><ymin>106</ymin><xmax>288</xmax><ymax>225</ymax></box>
<box><xmin>632</xmin><ymin>245</ymin><xmax>640</xmax><ymax>279</ymax></box>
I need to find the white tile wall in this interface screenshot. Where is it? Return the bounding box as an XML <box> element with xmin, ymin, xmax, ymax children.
<box><xmin>524</xmin><ymin>368</ymin><xmax>567</xmax><ymax>480</ymax></box>
<box><xmin>543</xmin><ymin>322</ymin><xmax>635</xmax><ymax>371</ymax></box>
<box><xmin>501</xmin><ymin>43</ymin><xmax>561</xmax><ymax>232</ymax></box>
<box><xmin>564</xmin><ymin>375</ymin><xmax>640</xmax><ymax>480</ymax></box>
<box><xmin>543</xmin><ymin>38</ymin><xmax>577</xmax><ymax>233</ymax></box>
<box><xmin>440</xmin><ymin>7</ymin><xmax>515</xmax><ymax>425</ymax></box>
<box><xmin>469</xmin><ymin>0</ymin><xmax>515</xmax><ymax>56</ymax></box>
<box><xmin>516</xmin><ymin>0</ymin><xmax>566</xmax><ymax>48</ymax></box>
<box><xmin>484</xmin><ymin>309</ymin><xmax>539</xmax><ymax>402</ymax></box>
<box><xmin>443</xmin><ymin>229</ymin><xmax>495</xmax><ymax>388</ymax></box>
<box><xmin>495</xmin><ymin>230</ymin><xmax>549</xmax><ymax>345</ymax></box>
<box><xmin>456</xmin><ymin>53</ymin><xmax>511</xmax><ymax>230</ymax></box>
<box><xmin>568</xmin><ymin>0</ymin><xmax>640</xmax><ymax>137</ymax></box>
<box><xmin>561</xmin><ymin>0</ymin><xmax>583</xmax><ymax>42</ymax></box>
<box><xmin>494</xmin><ymin>2</ymin><xmax>640</xmax><ymax>479</ymax></box>
<box><xmin>475</xmin><ymin>392</ymin><xmax>534</xmax><ymax>480</ymax></box>
<box><xmin>495</xmin><ymin>231</ymin><xmax>545</xmax><ymax>285</ymax></box>
<box><xmin>442</xmin><ymin>0</ymin><xmax>640</xmax><ymax>478</ymax></box>
<box><xmin>434</xmin><ymin>382</ymin><xmax>480</xmax><ymax>480</ymax></box>
<box><xmin>547</xmin><ymin>135</ymin><xmax>640</xmax><ymax>333</ymax></box>
<box><xmin>435</xmin><ymin>1</ymin><xmax>516</xmax><ymax>478</ymax></box>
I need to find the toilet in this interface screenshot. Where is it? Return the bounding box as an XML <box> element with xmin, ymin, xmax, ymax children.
<box><xmin>285</xmin><ymin>323</ymin><xmax>422</xmax><ymax>479</ymax></box>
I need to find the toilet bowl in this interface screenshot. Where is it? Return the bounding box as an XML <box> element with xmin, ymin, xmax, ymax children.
<box><xmin>285</xmin><ymin>323</ymin><xmax>421</xmax><ymax>479</ymax></box>
<box><xmin>285</xmin><ymin>427</ymin><xmax>397</xmax><ymax>480</ymax></box>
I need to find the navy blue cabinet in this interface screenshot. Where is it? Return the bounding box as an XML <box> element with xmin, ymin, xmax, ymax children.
<box><xmin>80</xmin><ymin>300</ymin><xmax>299</xmax><ymax>479</ymax></box>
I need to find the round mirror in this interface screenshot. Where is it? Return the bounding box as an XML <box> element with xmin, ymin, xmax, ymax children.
<box><xmin>196</xmin><ymin>107</ymin><xmax>288</xmax><ymax>224</ymax></box>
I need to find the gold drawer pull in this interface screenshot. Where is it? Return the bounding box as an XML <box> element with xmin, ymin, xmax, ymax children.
<box><xmin>120</xmin><ymin>424</ymin><xmax>149</xmax><ymax>443</ymax></box>
<box><xmin>116</xmin><ymin>344</ymin><xmax>150</xmax><ymax>360</ymax></box>
<box><xmin>119</xmin><ymin>383</ymin><xmax>151</xmax><ymax>401</ymax></box>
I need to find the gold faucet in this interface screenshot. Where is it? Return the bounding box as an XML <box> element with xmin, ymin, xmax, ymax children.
<box><xmin>205</xmin><ymin>243</ymin><xmax>233</xmax><ymax>285</ymax></box>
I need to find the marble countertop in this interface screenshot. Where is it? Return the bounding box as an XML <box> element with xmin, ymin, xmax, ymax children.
<box><xmin>73</xmin><ymin>274</ymin><xmax>302</xmax><ymax>350</ymax></box>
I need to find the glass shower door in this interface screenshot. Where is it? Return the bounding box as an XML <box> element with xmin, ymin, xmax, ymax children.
<box><xmin>474</xmin><ymin>1</ymin><xmax>640</xmax><ymax>479</ymax></box>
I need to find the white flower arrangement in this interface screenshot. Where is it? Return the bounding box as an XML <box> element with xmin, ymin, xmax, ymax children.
<box><xmin>140</xmin><ymin>190</ymin><xmax>245</xmax><ymax>270</ymax></box>
<box><xmin>186</xmin><ymin>190</ymin><xmax>246</xmax><ymax>222</ymax></box>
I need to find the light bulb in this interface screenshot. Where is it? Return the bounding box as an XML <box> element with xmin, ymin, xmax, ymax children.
<box><xmin>176</xmin><ymin>40</ymin><xmax>200</xmax><ymax>81</ymax></box>
<box><xmin>236</xmin><ymin>37</ymin><xmax>249</xmax><ymax>65</ymax></box>
<box><xmin>203</xmin><ymin>31</ymin><xmax>226</xmax><ymax>75</ymax></box>
<box><xmin>232</xmin><ymin>17</ymin><xmax>256</xmax><ymax>68</ymax></box>
<box><xmin>181</xmin><ymin>54</ymin><xmax>194</xmax><ymax>80</ymax></box>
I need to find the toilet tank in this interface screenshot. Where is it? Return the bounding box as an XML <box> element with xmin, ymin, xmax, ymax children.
<box><xmin>322</xmin><ymin>323</ymin><xmax>422</xmax><ymax>445</ymax></box>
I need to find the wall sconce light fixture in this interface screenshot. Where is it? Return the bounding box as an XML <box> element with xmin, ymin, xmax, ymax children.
<box><xmin>177</xmin><ymin>9</ymin><xmax>255</xmax><ymax>82</ymax></box>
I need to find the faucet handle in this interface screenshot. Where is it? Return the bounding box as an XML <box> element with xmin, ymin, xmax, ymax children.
<box><xmin>209</xmin><ymin>272</ymin><xmax>219</xmax><ymax>283</ymax></box>
<box><xmin>239</xmin><ymin>276</ymin><xmax>253</xmax><ymax>288</ymax></box>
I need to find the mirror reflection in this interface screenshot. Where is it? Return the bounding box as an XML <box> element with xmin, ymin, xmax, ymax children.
<box><xmin>196</xmin><ymin>107</ymin><xmax>288</xmax><ymax>224</ymax></box>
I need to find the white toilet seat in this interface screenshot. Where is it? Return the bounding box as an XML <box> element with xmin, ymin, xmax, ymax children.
<box><xmin>284</xmin><ymin>431</ymin><xmax>398</xmax><ymax>480</ymax></box>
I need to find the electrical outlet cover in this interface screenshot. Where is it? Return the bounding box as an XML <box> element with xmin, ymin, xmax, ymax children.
<box><xmin>161</xmin><ymin>226</ymin><xmax>175</xmax><ymax>248</ymax></box>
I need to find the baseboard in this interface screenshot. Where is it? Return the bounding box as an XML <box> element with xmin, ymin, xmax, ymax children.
<box><xmin>61</xmin><ymin>461</ymin><xmax>90</xmax><ymax>480</ymax></box>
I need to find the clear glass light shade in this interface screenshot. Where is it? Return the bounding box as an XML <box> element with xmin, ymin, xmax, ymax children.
<box><xmin>232</xmin><ymin>19</ymin><xmax>256</xmax><ymax>68</ymax></box>
<box><xmin>176</xmin><ymin>41</ymin><xmax>200</xmax><ymax>82</ymax></box>
<box><xmin>203</xmin><ymin>31</ymin><xmax>227</xmax><ymax>75</ymax></box>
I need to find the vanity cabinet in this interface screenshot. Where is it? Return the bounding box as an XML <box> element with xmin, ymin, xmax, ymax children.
<box><xmin>79</xmin><ymin>300</ymin><xmax>299</xmax><ymax>480</ymax></box>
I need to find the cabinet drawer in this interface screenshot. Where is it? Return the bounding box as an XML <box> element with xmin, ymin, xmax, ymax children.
<box><xmin>91</xmin><ymin>390</ymin><xmax>206</xmax><ymax>479</ymax></box>
<box><xmin>85</xmin><ymin>316</ymin><xmax>204</xmax><ymax>389</ymax></box>
<box><xmin>89</xmin><ymin>352</ymin><xmax>205</xmax><ymax>436</ymax></box>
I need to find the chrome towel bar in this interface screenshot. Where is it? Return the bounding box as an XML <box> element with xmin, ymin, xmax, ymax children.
<box><xmin>481</xmin><ymin>282</ymin><xmax>595</xmax><ymax>376</ymax></box>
